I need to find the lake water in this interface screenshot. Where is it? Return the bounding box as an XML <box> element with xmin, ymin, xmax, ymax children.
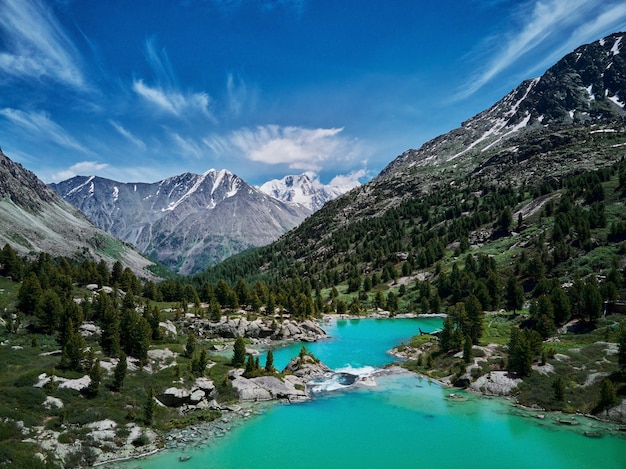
<box><xmin>116</xmin><ymin>318</ymin><xmax>626</xmax><ymax>469</ymax></box>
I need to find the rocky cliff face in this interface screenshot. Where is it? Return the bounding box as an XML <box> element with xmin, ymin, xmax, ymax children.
<box><xmin>0</xmin><ymin>150</ymin><xmax>155</xmax><ymax>277</ymax></box>
<box><xmin>51</xmin><ymin>170</ymin><xmax>311</xmax><ymax>274</ymax></box>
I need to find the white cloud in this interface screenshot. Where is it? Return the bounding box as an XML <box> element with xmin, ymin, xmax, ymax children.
<box><xmin>132</xmin><ymin>37</ymin><xmax>215</xmax><ymax>120</ymax></box>
<box><xmin>205</xmin><ymin>125</ymin><xmax>353</xmax><ymax>171</ymax></box>
<box><xmin>109</xmin><ymin>120</ymin><xmax>147</xmax><ymax>150</ymax></box>
<box><xmin>456</xmin><ymin>0</ymin><xmax>626</xmax><ymax>99</ymax></box>
<box><xmin>50</xmin><ymin>161</ymin><xmax>109</xmax><ymax>182</ymax></box>
<box><xmin>132</xmin><ymin>79</ymin><xmax>212</xmax><ymax>118</ymax></box>
<box><xmin>329</xmin><ymin>169</ymin><xmax>368</xmax><ymax>189</ymax></box>
<box><xmin>0</xmin><ymin>108</ymin><xmax>90</xmax><ymax>154</ymax></box>
<box><xmin>0</xmin><ymin>0</ymin><xmax>85</xmax><ymax>88</ymax></box>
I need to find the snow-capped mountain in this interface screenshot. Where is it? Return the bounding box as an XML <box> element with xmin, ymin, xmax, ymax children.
<box><xmin>258</xmin><ymin>171</ymin><xmax>360</xmax><ymax>212</ymax></box>
<box><xmin>381</xmin><ymin>31</ymin><xmax>626</xmax><ymax>180</ymax></box>
<box><xmin>0</xmin><ymin>149</ymin><xmax>155</xmax><ymax>277</ymax></box>
<box><xmin>51</xmin><ymin>170</ymin><xmax>311</xmax><ymax>274</ymax></box>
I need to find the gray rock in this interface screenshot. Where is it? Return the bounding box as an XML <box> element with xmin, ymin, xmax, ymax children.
<box><xmin>282</xmin><ymin>354</ymin><xmax>332</xmax><ymax>381</ymax></box>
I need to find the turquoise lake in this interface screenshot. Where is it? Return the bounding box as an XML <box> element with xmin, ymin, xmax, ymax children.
<box><xmin>116</xmin><ymin>318</ymin><xmax>626</xmax><ymax>469</ymax></box>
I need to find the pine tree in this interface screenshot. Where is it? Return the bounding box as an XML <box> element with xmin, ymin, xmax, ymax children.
<box><xmin>505</xmin><ymin>276</ymin><xmax>524</xmax><ymax>314</ymax></box>
<box><xmin>145</xmin><ymin>387</ymin><xmax>155</xmax><ymax>425</ymax></box>
<box><xmin>100</xmin><ymin>302</ymin><xmax>121</xmax><ymax>357</ymax></box>
<box><xmin>553</xmin><ymin>376</ymin><xmax>565</xmax><ymax>402</ymax></box>
<box><xmin>185</xmin><ymin>333</ymin><xmax>196</xmax><ymax>358</ymax></box>
<box><xmin>232</xmin><ymin>337</ymin><xmax>246</xmax><ymax>367</ymax></box>
<box><xmin>265</xmin><ymin>349</ymin><xmax>276</xmax><ymax>374</ymax></box>
<box><xmin>599</xmin><ymin>379</ymin><xmax>616</xmax><ymax>412</ymax></box>
<box><xmin>507</xmin><ymin>328</ymin><xmax>533</xmax><ymax>376</ymax></box>
<box><xmin>60</xmin><ymin>325</ymin><xmax>86</xmax><ymax>371</ymax></box>
<box><xmin>35</xmin><ymin>289</ymin><xmax>62</xmax><ymax>334</ymax></box>
<box><xmin>85</xmin><ymin>354</ymin><xmax>102</xmax><ymax>397</ymax></box>
<box><xmin>463</xmin><ymin>334</ymin><xmax>473</xmax><ymax>363</ymax></box>
<box><xmin>17</xmin><ymin>272</ymin><xmax>43</xmax><ymax>314</ymax></box>
<box><xmin>112</xmin><ymin>351</ymin><xmax>128</xmax><ymax>391</ymax></box>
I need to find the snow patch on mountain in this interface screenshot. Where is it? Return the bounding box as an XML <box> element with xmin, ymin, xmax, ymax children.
<box><xmin>258</xmin><ymin>171</ymin><xmax>360</xmax><ymax>212</ymax></box>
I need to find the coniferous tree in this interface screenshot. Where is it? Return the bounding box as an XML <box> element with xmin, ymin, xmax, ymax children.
<box><xmin>599</xmin><ymin>379</ymin><xmax>616</xmax><ymax>412</ymax></box>
<box><xmin>265</xmin><ymin>349</ymin><xmax>276</xmax><ymax>374</ymax></box>
<box><xmin>505</xmin><ymin>276</ymin><xmax>524</xmax><ymax>314</ymax></box>
<box><xmin>463</xmin><ymin>334</ymin><xmax>473</xmax><ymax>363</ymax></box>
<box><xmin>100</xmin><ymin>302</ymin><xmax>121</xmax><ymax>357</ymax></box>
<box><xmin>112</xmin><ymin>351</ymin><xmax>128</xmax><ymax>391</ymax></box>
<box><xmin>85</xmin><ymin>353</ymin><xmax>102</xmax><ymax>397</ymax></box>
<box><xmin>185</xmin><ymin>333</ymin><xmax>196</xmax><ymax>358</ymax></box>
<box><xmin>507</xmin><ymin>328</ymin><xmax>533</xmax><ymax>376</ymax></box>
<box><xmin>553</xmin><ymin>376</ymin><xmax>565</xmax><ymax>402</ymax></box>
<box><xmin>145</xmin><ymin>387</ymin><xmax>155</xmax><ymax>425</ymax></box>
<box><xmin>35</xmin><ymin>289</ymin><xmax>62</xmax><ymax>334</ymax></box>
<box><xmin>232</xmin><ymin>337</ymin><xmax>246</xmax><ymax>367</ymax></box>
<box><xmin>531</xmin><ymin>295</ymin><xmax>556</xmax><ymax>338</ymax></box>
<box><xmin>464</xmin><ymin>295</ymin><xmax>483</xmax><ymax>345</ymax></box>
<box><xmin>60</xmin><ymin>324</ymin><xmax>86</xmax><ymax>371</ymax></box>
<box><xmin>582</xmin><ymin>278</ymin><xmax>603</xmax><ymax>325</ymax></box>
<box><xmin>550</xmin><ymin>286</ymin><xmax>571</xmax><ymax>326</ymax></box>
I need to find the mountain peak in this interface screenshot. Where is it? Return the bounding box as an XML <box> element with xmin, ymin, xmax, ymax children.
<box><xmin>258</xmin><ymin>172</ymin><xmax>359</xmax><ymax>212</ymax></box>
<box><xmin>51</xmin><ymin>169</ymin><xmax>310</xmax><ymax>274</ymax></box>
<box><xmin>379</xmin><ymin>31</ymin><xmax>626</xmax><ymax>181</ymax></box>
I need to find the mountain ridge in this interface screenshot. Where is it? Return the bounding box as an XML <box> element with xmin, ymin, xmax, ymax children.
<box><xmin>50</xmin><ymin>170</ymin><xmax>312</xmax><ymax>274</ymax></box>
<box><xmin>257</xmin><ymin>171</ymin><xmax>360</xmax><ymax>212</ymax></box>
<box><xmin>0</xmin><ymin>149</ymin><xmax>156</xmax><ymax>278</ymax></box>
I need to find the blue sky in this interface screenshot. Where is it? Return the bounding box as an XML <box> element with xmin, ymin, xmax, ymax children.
<box><xmin>1</xmin><ymin>0</ymin><xmax>626</xmax><ymax>186</ymax></box>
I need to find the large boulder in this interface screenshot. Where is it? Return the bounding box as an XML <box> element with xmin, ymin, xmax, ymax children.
<box><xmin>230</xmin><ymin>376</ymin><xmax>273</xmax><ymax>401</ymax></box>
<box><xmin>230</xmin><ymin>374</ymin><xmax>307</xmax><ymax>402</ymax></box>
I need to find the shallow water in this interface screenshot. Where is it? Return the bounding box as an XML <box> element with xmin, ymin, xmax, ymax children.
<box><xmin>116</xmin><ymin>318</ymin><xmax>626</xmax><ymax>469</ymax></box>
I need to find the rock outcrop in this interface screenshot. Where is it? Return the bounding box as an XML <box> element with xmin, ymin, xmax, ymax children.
<box><xmin>187</xmin><ymin>317</ymin><xmax>327</xmax><ymax>342</ymax></box>
<box><xmin>156</xmin><ymin>377</ymin><xmax>216</xmax><ymax>409</ymax></box>
<box><xmin>468</xmin><ymin>371</ymin><xmax>522</xmax><ymax>396</ymax></box>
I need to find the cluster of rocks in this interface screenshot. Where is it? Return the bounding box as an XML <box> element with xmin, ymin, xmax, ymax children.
<box><xmin>156</xmin><ymin>377</ymin><xmax>217</xmax><ymax>412</ymax></box>
<box><xmin>187</xmin><ymin>316</ymin><xmax>327</xmax><ymax>342</ymax></box>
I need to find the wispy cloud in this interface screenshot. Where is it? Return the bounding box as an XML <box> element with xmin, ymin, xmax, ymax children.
<box><xmin>205</xmin><ymin>125</ymin><xmax>355</xmax><ymax>171</ymax></box>
<box><xmin>109</xmin><ymin>120</ymin><xmax>147</xmax><ymax>150</ymax></box>
<box><xmin>50</xmin><ymin>161</ymin><xmax>109</xmax><ymax>182</ymax></box>
<box><xmin>226</xmin><ymin>73</ymin><xmax>250</xmax><ymax>117</ymax></box>
<box><xmin>170</xmin><ymin>132</ymin><xmax>207</xmax><ymax>159</ymax></box>
<box><xmin>0</xmin><ymin>0</ymin><xmax>85</xmax><ymax>88</ymax></box>
<box><xmin>456</xmin><ymin>0</ymin><xmax>626</xmax><ymax>100</ymax></box>
<box><xmin>0</xmin><ymin>108</ymin><xmax>90</xmax><ymax>154</ymax></box>
<box><xmin>133</xmin><ymin>37</ymin><xmax>214</xmax><ymax>119</ymax></box>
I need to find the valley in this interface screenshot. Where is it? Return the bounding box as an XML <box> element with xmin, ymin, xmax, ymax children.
<box><xmin>0</xmin><ymin>30</ymin><xmax>625</xmax><ymax>468</ymax></box>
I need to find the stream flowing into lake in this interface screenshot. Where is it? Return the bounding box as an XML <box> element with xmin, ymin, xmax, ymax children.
<box><xmin>115</xmin><ymin>318</ymin><xmax>626</xmax><ymax>469</ymax></box>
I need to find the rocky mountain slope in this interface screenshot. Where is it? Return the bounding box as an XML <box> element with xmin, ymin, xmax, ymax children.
<box><xmin>51</xmin><ymin>170</ymin><xmax>311</xmax><ymax>274</ymax></box>
<box><xmin>379</xmin><ymin>31</ymin><xmax>625</xmax><ymax>185</ymax></box>
<box><xmin>258</xmin><ymin>171</ymin><xmax>359</xmax><ymax>212</ymax></box>
<box><xmin>0</xmin><ymin>149</ymin><xmax>155</xmax><ymax>278</ymax></box>
<box><xmin>300</xmin><ymin>31</ymin><xmax>626</xmax><ymax>235</ymax></box>
<box><xmin>201</xmin><ymin>31</ymin><xmax>626</xmax><ymax>285</ymax></box>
